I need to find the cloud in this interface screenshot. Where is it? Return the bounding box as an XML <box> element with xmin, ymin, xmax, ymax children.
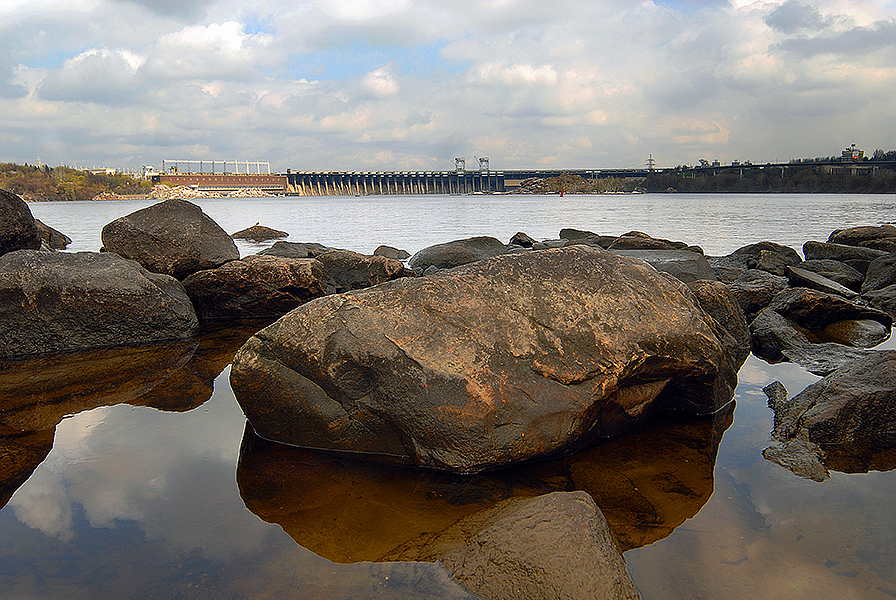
<box><xmin>362</xmin><ymin>65</ymin><xmax>399</xmax><ymax>96</ymax></box>
<box><xmin>764</xmin><ymin>0</ymin><xmax>831</xmax><ymax>33</ymax></box>
<box><xmin>37</xmin><ymin>48</ymin><xmax>146</xmax><ymax>104</ymax></box>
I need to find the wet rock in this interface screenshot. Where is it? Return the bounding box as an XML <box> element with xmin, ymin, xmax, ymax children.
<box><xmin>803</xmin><ymin>240</ymin><xmax>888</xmax><ymax>275</ymax></box>
<box><xmin>230</xmin><ymin>246</ymin><xmax>739</xmax><ymax>473</ymax></box>
<box><xmin>509</xmin><ymin>232</ymin><xmax>537</xmax><ymax>247</ymax></box>
<box><xmin>828</xmin><ymin>225</ymin><xmax>896</xmax><ymax>246</ymax></box>
<box><xmin>862</xmin><ymin>253</ymin><xmax>896</xmax><ymax>293</ymax></box>
<box><xmin>407</xmin><ymin>236</ymin><xmax>511</xmax><ymax>271</ymax></box>
<box><xmin>183</xmin><ymin>255</ymin><xmax>330</xmax><ymax>320</ymax></box>
<box><xmin>374</xmin><ymin>245</ymin><xmax>410</xmax><ymax>260</ymax></box>
<box><xmin>231</xmin><ymin>224</ymin><xmax>288</xmax><ymax>242</ymax></box>
<box><xmin>315</xmin><ymin>249</ymin><xmax>416</xmax><ymax>293</ymax></box>
<box><xmin>764</xmin><ymin>351</ymin><xmax>896</xmax><ymax>478</ymax></box>
<box><xmin>796</xmin><ymin>259</ymin><xmax>864</xmax><ymax>291</ymax></box>
<box><xmin>101</xmin><ymin>198</ymin><xmax>239</xmax><ymax>279</ymax></box>
<box><xmin>259</xmin><ymin>240</ymin><xmax>333</xmax><ymax>258</ymax></box>
<box><xmin>0</xmin><ymin>188</ymin><xmax>41</xmax><ymax>256</ymax></box>
<box><xmin>724</xmin><ymin>269</ymin><xmax>789</xmax><ymax>318</ymax></box>
<box><xmin>33</xmin><ymin>218</ymin><xmax>71</xmax><ymax>250</ymax></box>
<box><xmin>438</xmin><ymin>492</ymin><xmax>641</xmax><ymax>600</ymax></box>
<box><xmin>0</xmin><ymin>250</ymin><xmax>198</xmax><ymax>359</ymax></box>
<box><xmin>611</xmin><ymin>249</ymin><xmax>716</xmax><ymax>283</ymax></box>
<box><xmin>784</xmin><ymin>265</ymin><xmax>858</xmax><ymax>299</ymax></box>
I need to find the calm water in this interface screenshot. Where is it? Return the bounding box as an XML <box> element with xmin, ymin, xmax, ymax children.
<box><xmin>3</xmin><ymin>192</ymin><xmax>894</xmax><ymax>599</ymax></box>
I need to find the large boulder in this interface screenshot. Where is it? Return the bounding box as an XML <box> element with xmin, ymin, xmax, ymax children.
<box><xmin>33</xmin><ymin>218</ymin><xmax>71</xmax><ymax>250</ymax></box>
<box><xmin>606</xmin><ymin>231</ymin><xmax>691</xmax><ymax>252</ymax></box>
<box><xmin>0</xmin><ymin>250</ymin><xmax>198</xmax><ymax>359</ymax></box>
<box><xmin>259</xmin><ymin>240</ymin><xmax>333</xmax><ymax>258</ymax></box>
<box><xmin>828</xmin><ymin>225</ymin><xmax>896</xmax><ymax>246</ymax></box>
<box><xmin>686</xmin><ymin>279</ymin><xmax>751</xmax><ymax>367</ymax></box>
<box><xmin>0</xmin><ymin>188</ymin><xmax>41</xmax><ymax>256</ymax></box>
<box><xmin>863</xmin><ymin>284</ymin><xmax>896</xmax><ymax>316</ymax></box>
<box><xmin>803</xmin><ymin>240</ymin><xmax>888</xmax><ymax>274</ymax></box>
<box><xmin>231</xmin><ymin>224</ymin><xmax>288</xmax><ymax>242</ymax></box>
<box><xmin>230</xmin><ymin>246</ymin><xmax>740</xmax><ymax>473</ymax></box>
<box><xmin>724</xmin><ymin>269</ymin><xmax>789</xmax><ymax>318</ymax></box>
<box><xmin>314</xmin><ymin>249</ymin><xmax>416</xmax><ymax>293</ymax></box>
<box><xmin>709</xmin><ymin>241</ymin><xmax>802</xmax><ymax>277</ymax></box>
<box><xmin>182</xmin><ymin>255</ymin><xmax>330</xmax><ymax>320</ymax></box>
<box><xmin>101</xmin><ymin>199</ymin><xmax>239</xmax><ymax>279</ymax></box>
<box><xmin>611</xmin><ymin>249</ymin><xmax>715</xmax><ymax>283</ymax></box>
<box><xmin>862</xmin><ymin>253</ymin><xmax>896</xmax><ymax>293</ymax></box>
<box><xmin>407</xmin><ymin>236</ymin><xmax>512</xmax><ymax>271</ymax></box>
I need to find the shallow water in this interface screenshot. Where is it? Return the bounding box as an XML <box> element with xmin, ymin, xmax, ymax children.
<box><xmin>3</xmin><ymin>192</ymin><xmax>895</xmax><ymax>599</ymax></box>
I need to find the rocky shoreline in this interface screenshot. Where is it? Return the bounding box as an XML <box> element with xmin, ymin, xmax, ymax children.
<box><xmin>3</xmin><ymin>188</ymin><xmax>896</xmax><ymax>599</ymax></box>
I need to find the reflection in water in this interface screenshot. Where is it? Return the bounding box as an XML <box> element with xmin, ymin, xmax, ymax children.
<box><xmin>237</xmin><ymin>404</ymin><xmax>734</xmax><ymax>564</ymax></box>
<box><xmin>0</xmin><ymin>320</ymin><xmax>271</xmax><ymax>509</ymax></box>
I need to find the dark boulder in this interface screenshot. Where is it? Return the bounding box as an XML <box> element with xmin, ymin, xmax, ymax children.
<box><xmin>558</xmin><ymin>227</ymin><xmax>598</xmax><ymax>240</ymax></box>
<box><xmin>686</xmin><ymin>279</ymin><xmax>751</xmax><ymax>367</ymax></box>
<box><xmin>795</xmin><ymin>259</ymin><xmax>864</xmax><ymax>291</ymax></box>
<box><xmin>509</xmin><ymin>231</ymin><xmax>537</xmax><ymax>248</ymax></box>
<box><xmin>862</xmin><ymin>253</ymin><xmax>896</xmax><ymax>293</ymax></box>
<box><xmin>407</xmin><ymin>236</ymin><xmax>511</xmax><ymax>271</ymax></box>
<box><xmin>784</xmin><ymin>265</ymin><xmax>858</xmax><ymax>299</ymax></box>
<box><xmin>764</xmin><ymin>351</ymin><xmax>896</xmax><ymax>479</ymax></box>
<box><xmin>231</xmin><ymin>224</ymin><xmax>288</xmax><ymax>242</ymax></box>
<box><xmin>607</xmin><ymin>231</ymin><xmax>691</xmax><ymax>252</ymax></box>
<box><xmin>724</xmin><ymin>269</ymin><xmax>789</xmax><ymax>318</ymax></box>
<box><xmin>725</xmin><ymin>241</ymin><xmax>802</xmax><ymax>276</ymax></box>
<box><xmin>101</xmin><ymin>198</ymin><xmax>239</xmax><ymax>279</ymax></box>
<box><xmin>33</xmin><ymin>219</ymin><xmax>71</xmax><ymax>250</ymax></box>
<box><xmin>828</xmin><ymin>225</ymin><xmax>896</xmax><ymax>246</ymax></box>
<box><xmin>859</xmin><ymin>238</ymin><xmax>896</xmax><ymax>253</ymax></box>
<box><xmin>315</xmin><ymin>249</ymin><xmax>416</xmax><ymax>293</ymax></box>
<box><xmin>373</xmin><ymin>245</ymin><xmax>410</xmax><ymax>260</ymax></box>
<box><xmin>182</xmin><ymin>255</ymin><xmax>330</xmax><ymax>320</ymax></box>
<box><xmin>803</xmin><ymin>240</ymin><xmax>887</xmax><ymax>274</ymax></box>
<box><xmin>259</xmin><ymin>240</ymin><xmax>333</xmax><ymax>258</ymax></box>
<box><xmin>769</xmin><ymin>287</ymin><xmax>891</xmax><ymax>332</ymax></box>
<box><xmin>230</xmin><ymin>246</ymin><xmax>739</xmax><ymax>473</ymax></box>
<box><xmin>0</xmin><ymin>250</ymin><xmax>198</xmax><ymax>359</ymax></box>
<box><xmin>862</xmin><ymin>284</ymin><xmax>896</xmax><ymax>316</ymax></box>
<box><xmin>0</xmin><ymin>188</ymin><xmax>41</xmax><ymax>256</ymax></box>
<box><xmin>611</xmin><ymin>249</ymin><xmax>715</xmax><ymax>283</ymax></box>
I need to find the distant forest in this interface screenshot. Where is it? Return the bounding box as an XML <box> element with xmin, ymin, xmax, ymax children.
<box><xmin>0</xmin><ymin>163</ymin><xmax>150</xmax><ymax>201</ymax></box>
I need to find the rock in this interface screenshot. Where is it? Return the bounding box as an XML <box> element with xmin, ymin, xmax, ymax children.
<box><xmin>509</xmin><ymin>232</ymin><xmax>537</xmax><ymax>248</ymax></box>
<box><xmin>231</xmin><ymin>224</ymin><xmax>289</xmax><ymax>242</ymax></box>
<box><xmin>533</xmin><ymin>239</ymin><xmax>570</xmax><ymax>250</ymax></box>
<box><xmin>717</xmin><ymin>241</ymin><xmax>802</xmax><ymax>276</ymax></box>
<box><xmin>768</xmin><ymin>287</ymin><xmax>891</xmax><ymax>331</ymax></box>
<box><xmin>784</xmin><ymin>265</ymin><xmax>858</xmax><ymax>299</ymax></box>
<box><xmin>803</xmin><ymin>240</ymin><xmax>888</xmax><ymax>274</ymax></box>
<box><xmin>100</xmin><ymin>198</ymin><xmax>239</xmax><ymax>279</ymax></box>
<box><xmin>0</xmin><ymin>429</ymin><xmax>55</xmax><ymax>509</ymax></box>
<box><xmin>558</xmin><ymin>227</ymin><xmax>598</xmax><ymax>240</ymax></box>
<box><xmin>859</xmin><ymin>238</ymin><xmax>896</xmax><ymax>253</ymax></box>
<box><xmin>374</xmin><ymin>245</ymin><xmax>410</xmax><ymax>260</ymax></box>
<box><xmin>0</xmin><ymin>250</ymin><xmax>198</xmax><ymax>360</ymax></box>
<box><xmin>259</xmin><ymin>240</ymin><xmax>333</xmax><ymax>258</ymax></box>
<box><xmin>822</xmin><ymin>319</ymin><xmax>891</xmax><ymax>348</ymax></box>
<box><xmin>862</xmin><ymin>253</ymin><xmax>896</xmax><ymax>293</ymax></box>
<box><xmin>230</xmin><ymin>246</ymin><xmax>739</xmax><ymax>473</ymax></box>
<box><xmin>607</xmin><ymin>231</ymin><xmax>690</xmax><ymax>252</ymax></box>
<box><xmin>610</xmin><ymin>249</ymin><xmax>716</xmax><ymax>283</ymax></box>
<box><xmin>182</xmin><ymin>255</ymin><xmax>330</xmax><ymax>320</ymax></box>
<box><xmin>795</xmin><ymin>259</ymin><xmax>864</xmax><ymax>291</ymax></box>
<box><xmin>33</xmin><ymin>218</ymin><xmax>71</xmax><ymax>250</ymax></box>
<box><xmin>724</xmin><ymin>269</ymin><xmax>789</xmax><ymax>318</ymax></box>
<box><xmin>765</xmin><ymin>351</ymin><xmax>896</xmax><ymax>475</ymax></box>
<box><xmin>438</xmin><ymin>492</ymin><xmax>641</xmax><ymax>600</ymax></box>
<box><xmin>828</xmin><ymin>224</ymin><xmax>896</xmax><ymax>246</ymax></box>
<box><xmin>862</xmin><ymin>284</ymin><xmax>896</xmax><ymax>316</ymax></box>
<box><xmin>407</xmin><ymin>236</ymin><xmax>511</xmax><ymax>271</ymax></box>
<box><xmin>315</xmin><ymin>249</ymin><xmax>416</xmax><ymax>293</ymax></box>
<box><xmin>686</xmin><ymin>279</ymin><xmax>751</xmax><ymax>367</ymax></box>
<box><xmin>0</xmin><ymin>188</ymin><xmax>41</xmax><ymax>256</ymax></box>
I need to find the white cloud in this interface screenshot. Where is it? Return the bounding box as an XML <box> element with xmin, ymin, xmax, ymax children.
<box><xmin>362</xmin><ymin>66</ymin><xmax>399</xmax><ymax>96</ymax></box>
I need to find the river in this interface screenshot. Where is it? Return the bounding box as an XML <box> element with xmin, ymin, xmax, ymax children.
<box><xmin>2</xmin><ymin>192</ymin><xmax>894</xmax><ymax>599</ymax></box>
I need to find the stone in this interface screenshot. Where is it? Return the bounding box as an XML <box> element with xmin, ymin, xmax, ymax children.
<box><xmin>509</xmin><ymin>231</ymin><xmax>537</xmax><ymax>248</ymax></box>
<box><xmin>795</xmin><ymin>259</ymin><xmax>864</xmax><ymax>291</ymax></box>
<box><xmin>533</xmin><ymin>239</ymin><xmax>570</xmax><ymax>250</ymax></box>
<box><xmin>407</xmin><ymin>236</ymin><xmax>511</xmax><ymax>271</ymax></box>
<box><xmin>724</xmin><ymin>269</ymin><xmax>789</xmax><ymax>318</ymax></box>
<box><xmin>259</xmin><ymin>240</ymin><xmax>333</xmax><ymax>258</ymax></box>
<box><xmin>768</xmin><ymin>287</ymin><xmax>891</xmax><ymax>331</ymax></box>
<box><xmin>33</xmin><ymin>218</ymin><xmax>71</xmax><ymax>250</ymax></box>
<box><xmin>373</xmin><ymin>245</ymin><xmax>410</xmax><ymax>260</ymax></box>
<box><xmin>803</xmin><ymin>240</ymin><xmax>888</xmax><ymax>274</ymax></box>
<box><xmin>607</xmin><ymin>231</ymin><xmax>690</xmax><ymax>252</ymax></box>
<box><xmin>0</xmin><ymin>250</ymin><xmax>198</xmax><ymax>360</ymax></box>
<box><xmin>765</xmin><ymin>351</ymin><xmax>896</xmax><ymax>475</ymax></box>
<box><xmin>182</xmin><ymin>255</ymin><xmax>330</xmax><ymax>320</ymax></box>
<box><xmin>438</xmin><ymin>492</ymin><xmax>641</xmax><ymax>600</ymax></box>
<box><xmin>859</xmin><ymin>238</ymin><xmax>896</xmax><ymax>253</ymax></box>
<box><xmin>722</xmin><ymin>241</ymin><xmax>803</xmax><ymax>276</ymax></box>
<box><xmin>231</xmin><ymin>224</ymin><xmax>289</xmax><ymax>242</ymax></box>
<box><xmin>686</xmin><ymin>279</ymin><xmax>751</xmax><ymax>367</ymax></box>
<box><xmin>862</xmin><ymin>253</ymin><xmax>896</xmax><ymax>293</ymax></box>
<box><xmin>230</xmin><ymin>246</ymin><xmax>739</xmax><ymax>473</ymax></box>
<box><xmin>827</xmin><ymin>224</ymin><xmax>896</xmax><ymax>246</ymax></box>
<box><xmin>862</xmin><ymin>284</ymin><xmax>896</xmax><ymax>316</ymax></box>
<box><xmin>610</xmin><ymin>249</ymin><xmax>716</xmax><ymax>283</ymax></box>
<box><xmin>100</xmin><ymin>198</ymin><xmax>239</xmax><ymax>279</ymax></box>
<box><xmin>558</xmin><ymin>227</ymin><xmax>598</xmax><ymax>240</ymax></box>
<box><xmin>315</xmin><ymin>249</ymin><xmax>416</xmax><ymax>293</ymax></box>
<box><xmin>0</xmin><ymin>188</ymin><xmax>41</xmax><ymax>256</ymax></box>
<box><xmin>784</xmin><ymin>265</ymin><xmax>858</xmax><ymax>299</ymax></box>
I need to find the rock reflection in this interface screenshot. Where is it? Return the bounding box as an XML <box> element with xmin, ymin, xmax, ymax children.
<box><xmin>237</xmin><ymin>403</ymin><xmax>734</xmax><ymax>563</ymax></box>
<box><xmin>0</xmin><ymin>320</ymin><xmax>271</xmax><ymax>508</ymax></box>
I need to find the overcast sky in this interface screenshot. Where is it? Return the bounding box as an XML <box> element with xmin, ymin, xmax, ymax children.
<box><xmin>1</xmin><ymin>0</ymin><xmax>895</xmax><ymax>172</ymax></box>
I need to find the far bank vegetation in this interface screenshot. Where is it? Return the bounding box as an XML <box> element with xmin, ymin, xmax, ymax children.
<box><xmin>0</xmin><ymin>163</ymin><xmax>150</xmax><ymax>202</ymax></box>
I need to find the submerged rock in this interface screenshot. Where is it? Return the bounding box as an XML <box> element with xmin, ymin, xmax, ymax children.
<box><xmin>101</xmin><ymin>198</ymin><xmax>239</xmax><ymax>279</ymax></box>
<box><xmin>231</xmin><ymin>246</ymin><xmax>740</xmax><ymax>473</ymax></box>
<box><xmin>0</xmin><ymin>250</ymin><xmax>198</xmax><ymax>359</ymax></box>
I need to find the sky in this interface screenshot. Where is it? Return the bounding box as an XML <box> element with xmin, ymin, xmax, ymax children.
<box><xmin>1</xmin><ymin>0</ymin><xmax>895</xmax><ymax>172</ymax></box>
